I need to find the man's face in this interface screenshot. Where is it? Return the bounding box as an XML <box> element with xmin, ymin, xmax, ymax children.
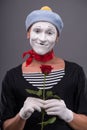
<box><xmin>28</xmin><ymin>22</ymin><xmax>58</xmax><ymax>55</ymax></box>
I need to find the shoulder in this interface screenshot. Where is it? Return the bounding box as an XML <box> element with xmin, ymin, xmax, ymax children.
<box><xmin>65</xmin><ymin>60</ymin><xmax>83</xmax><ymax>70</ymax></box>
<box><xmin>2</xmin><ymin>64</ymin><xmax>22</xmax><ymax>89</ymax></box>
<box><xmin>4</xmin><ymin>64</ymin><xmax>22</xmax><ymax>79</ymax></box>
<box><xmin>65</xmin><ymin>60</ymin><xmax>86</xmax><ymax>78</ymax></box>
<box><xmin>8</xmin><ymin>64</ymin><xmax>22</xmax><ymax>72</ymax></box>
<box><xmin>64</xmin><ymin>60</ymin><xmax>87</xmax><ymax>88</ymax></box>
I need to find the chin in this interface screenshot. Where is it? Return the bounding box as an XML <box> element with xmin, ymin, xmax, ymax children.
<box><xmin>36</xmin><ymin>51</ymin><xmax>48</xmax><ymax>55</ymax></box>
<box><xmin>33</xmin><ymin>48</ymin><xmax>48</xmax><ymax>55</ymax></box>
<box><xmin>37</xmin><ymin>51</ymin><xmax>47</xmax><ymax>55</ymax></box>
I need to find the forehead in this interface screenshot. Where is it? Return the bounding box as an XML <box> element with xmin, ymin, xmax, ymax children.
<box><xmin>31</xmin><ymin>21</ymin><xmax>57</xmax><ymax>30</ymax></box>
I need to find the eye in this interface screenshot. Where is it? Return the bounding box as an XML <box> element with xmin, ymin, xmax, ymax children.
<box><xmin>33</xmin><ymin>28</ymin><xmax>41</xmax><ymax>33</ymax></box>
<box><xmin>48</xmin><ymin>32</ymin><xmax>53</xmax><ymax>35</ymax></box>
<box><xmin>47</xmin><ymin>30</ymin><xmax>54</xmax><ymax>35</ymax></box>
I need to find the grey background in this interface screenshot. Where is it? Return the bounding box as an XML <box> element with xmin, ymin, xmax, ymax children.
<box><xmin>0</xmin><ymin>0</ymin><xmax>87</xmax><ymax>94</ymax></box>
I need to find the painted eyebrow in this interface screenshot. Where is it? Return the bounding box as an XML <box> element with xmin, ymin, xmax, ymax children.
<box><xmin>48</xmin><ymin>26</ymin><xmax>55</xmax><ymax>30</ymax></box>
<box><xmin>32</xmin><ymin>25</ymin><xmax>56</xmax><ymax>32</ymax></box>
<box><xmin>33</xmin><ymin>26</ymin><xmax>41</xmax><ymax>28</ymax></box>
<box><xmin>33</xmin><ymin>26</ymin><xmax>55</xmax><ymax>29</ymax></box>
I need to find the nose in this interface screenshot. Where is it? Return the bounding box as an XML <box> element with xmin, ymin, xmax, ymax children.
<box><xmin>39</xmin><ymin>32</ymin><xmax>46</xmax><ymax>42</ymax></box>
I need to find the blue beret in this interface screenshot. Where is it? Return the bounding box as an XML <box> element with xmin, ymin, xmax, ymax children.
<box><xmin>25</xmin><ymin>7</ymin><xmax>64</xmax><ymax>35</ymax></box>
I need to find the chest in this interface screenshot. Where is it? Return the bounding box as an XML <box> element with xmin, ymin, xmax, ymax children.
<box><xmin>14</xmin><ymin>69</ymin><xmax>77</xmax><ymax>107</ymax></box>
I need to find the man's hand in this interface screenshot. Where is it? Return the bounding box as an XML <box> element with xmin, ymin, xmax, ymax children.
<box><xmin>19</xmin><ymin>97</ymin><xmax>44</xmax><ymax>120</ymax></box>
<box><xmin>44</xmin><ymin>99</ymin><xmax>73</xmax><ymax>122</ymax></box>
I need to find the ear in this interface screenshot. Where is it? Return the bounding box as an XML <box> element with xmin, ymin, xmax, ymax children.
<box><xmin>56</xmin><ymin>35</ymin><xmax>59</xmax><ymax>43</ymax></box>
<box><xmin>27</xmin><ymin>32</ymin><xmax>30</xmax><ymax>39</ymax></box>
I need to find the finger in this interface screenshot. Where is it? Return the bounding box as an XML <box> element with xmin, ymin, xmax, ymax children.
<box><xmin>33</xmin><ymin>105</ymin><xmax>41</xmax><ymax>112</ymax></box>
<box><xmin>35</xmin><ymin>102</ymin><xmax>44</xmax><ymax>108</ymax></box>
<box><xmin>45</xmin><ymin>107</ymin><xmax>60</xmax><ymax>112</ymax></box>
<box><xmin>45</xmin><ymin>99</ymin><xmax>63</xmax><ymax>104</ymax></box>
<box><xmin>44</xmin><ymin>102</ymin><xmax>58</xmax><ymax>109</ymax></box>
<box><xmin>44</xmin><ymin>99</ymin><xmax>64</xmax><ymax>107</ymax></box>
<box><xmin>27</xmin><ymin>97</ymin><xmax>45</xmax><ymax>105</ymax></box>
<box><xmin>35</xmin><ymin>98</ymin><xmax>45</xmax><ymax>104</ymax></box>
<box><xmin>25</xmin><ymin>97</ymin><xmax>44</xmax><ymax>105</ymax></box>
<box><xmin>24</xmin><ymin>97</ymin><xmax>30</xmax><ymax>104</ymax></box>
<box><xmin>46</xmin><ymin>111</ymin><xmax>56</xmax><ymax>115</ymax></box>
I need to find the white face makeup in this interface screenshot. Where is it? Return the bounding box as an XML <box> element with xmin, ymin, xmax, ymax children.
<box><xmin>29</xmin><ymin>22</ymin><xmax>58</xmax><ymax>55</ymax></box>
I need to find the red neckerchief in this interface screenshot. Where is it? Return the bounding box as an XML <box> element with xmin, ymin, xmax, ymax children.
<box><xmin>23</xmin><ymin>50</ymin><xmax>54</xmax><ymax>67</ymax></box>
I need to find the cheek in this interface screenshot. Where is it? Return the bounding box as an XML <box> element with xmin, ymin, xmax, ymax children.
<box><xmin>30</xmin><ymin>32</ymin><xmax>37</xmax><ymax>39</ymax></box>
<box><xmin>48</xmin><ymin>35</ymin><xmax>57</xmax><ymax>42</ymax></box>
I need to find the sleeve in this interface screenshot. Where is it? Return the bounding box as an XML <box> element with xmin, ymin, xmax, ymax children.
<box><xmin>75</xmin><ymin>66</ymin><xmax>87</xmax><ymax>115</ymax></box>
<box><xmin>0</xmin><ymin>71</ymin><xmax>17</xmax><ymax>128</ymax></box>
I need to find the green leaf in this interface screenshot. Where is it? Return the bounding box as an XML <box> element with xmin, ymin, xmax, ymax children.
<box><xmin>52</xmin><ymin>95</ymin><xmax>61</xmax><ymax>100</ymax></box>
<box><xmin>37</xmin><ymin>89</ymin><xmax>43</xmax><ymax>97</ymax></box>
<box><xmin>39</xmin><ymin>117</ymin><xmax>56</xmax><ymax>126</ymax></box>
<box><xmin>25</xmin><ymin>89</ymin><xmax>42</xmax><ymax>97</ymax></box>
<box><xmin>46</xmin><ymin>91</ymin><xmax>61</xmax><ymax>100</ymax></box>
<box><xmin>46</xmin><ymin>91</ymin><xmax>53</xmax><ymax>97</ymax></box>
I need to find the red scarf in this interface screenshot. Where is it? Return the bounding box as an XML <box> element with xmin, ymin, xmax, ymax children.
<box><xmin>23</xmin><ymin>50</ymin><xmax>54</xmax><ymax>67</ymax></box>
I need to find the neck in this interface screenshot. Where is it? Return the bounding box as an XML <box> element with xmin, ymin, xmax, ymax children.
<box><xmin>32</xmin><ymin>55</ymin><xmax>56</xmax><ymax>64</ymax></box>
<box><xmin>23</xmin><ymin>49</ymin><xmax>55</xmax><ymax>67</ymax></box>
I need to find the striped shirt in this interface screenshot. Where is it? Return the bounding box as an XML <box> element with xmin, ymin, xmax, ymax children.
<box><xmin>22</xmin><ymin>69</ymin><xmax>65</xmax><ymax>90</ymax></box>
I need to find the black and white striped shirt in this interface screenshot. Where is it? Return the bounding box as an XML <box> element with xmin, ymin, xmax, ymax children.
<box><xmin>23</xmin><ymin>69</ymin><xmax>65</xmax><ymax>90</ymax></box>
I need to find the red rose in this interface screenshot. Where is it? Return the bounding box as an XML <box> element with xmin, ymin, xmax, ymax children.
<box><xmin>40</xmin><ymin>65</ymin><xmax>53</xmax><ymax>75</ymax></box>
